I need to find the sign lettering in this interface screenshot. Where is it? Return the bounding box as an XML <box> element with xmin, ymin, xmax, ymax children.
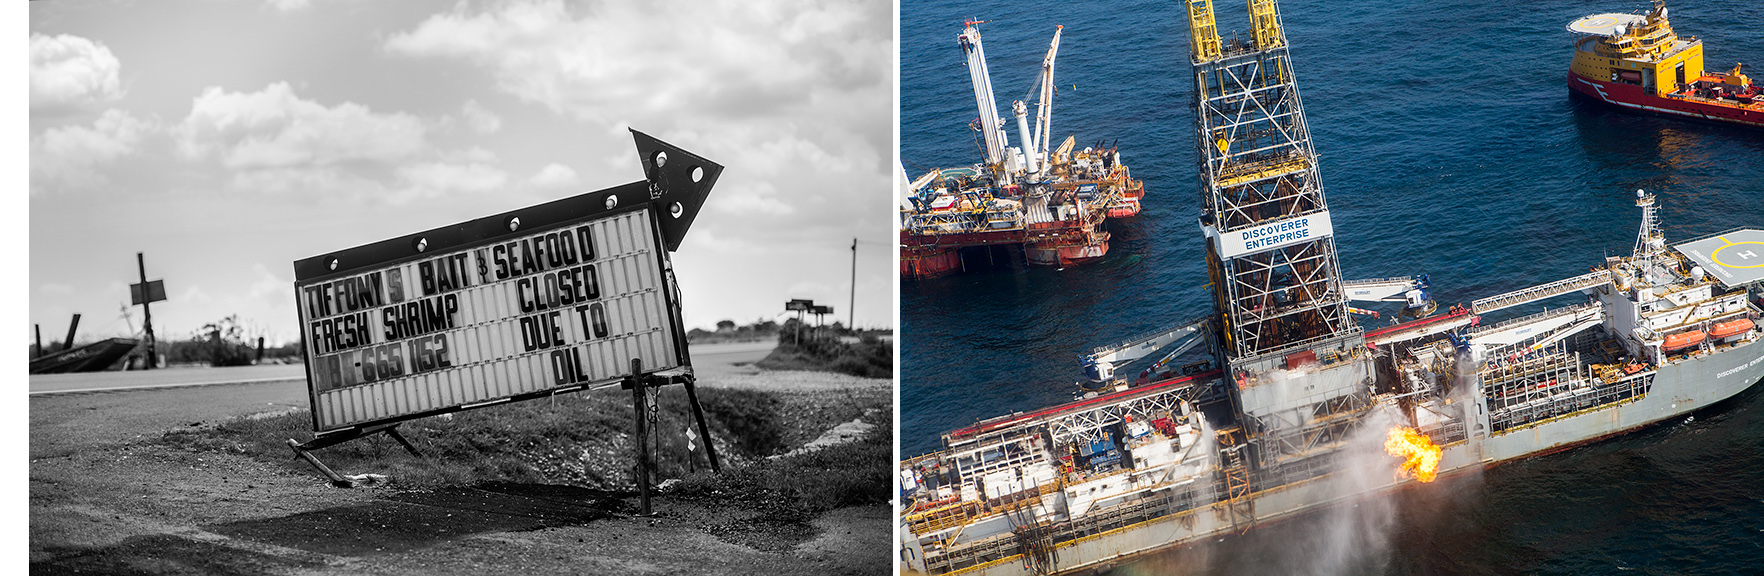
<box><xmin>296</xmin><ymin>210</ymin><xmax>678</xmax><ymax>432</ymax></box>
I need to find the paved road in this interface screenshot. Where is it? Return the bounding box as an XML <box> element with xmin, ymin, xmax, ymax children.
<box><xmin>29</xmin><ymin>364</ymin><xmax>309</xmax><ymax>395</ymax></box>
<box><xmin>29</xmin><ymin>341</ymin><xmax>778</xmax><ymax>395</ymax></box>
<box><xmin>27</xmin><ymin>341</ymin><xmax>779</xmax><ymax>456</ymax></box>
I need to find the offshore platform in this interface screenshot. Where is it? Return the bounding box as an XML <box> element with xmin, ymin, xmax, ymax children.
<box><xmin>898</xmin><ymin>1</ymin><xmax>1764</xmax><ymax>574</ymax></box>
<box><xmin>899</xmin><ymin>22</ymin><xmax>1146</xmax><ymax>279</ymax></box>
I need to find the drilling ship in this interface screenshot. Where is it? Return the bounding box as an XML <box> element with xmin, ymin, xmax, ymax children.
<box><xmin>1567</xmin><ymin>1</ymin><xmax>1764</xmax><ymax>127</ymax></box>
<box><xmin>898</xmin><ymin>2</ymin><xmax>1764</xmax><ymax>574</ymax></box>
<box><xmin>900</xmin><ymin>22</ymin><xmax>1146</xmax><ymax>279</ymax></box>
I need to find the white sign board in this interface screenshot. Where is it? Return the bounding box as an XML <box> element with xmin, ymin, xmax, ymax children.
<box><xmin>1209</xmin><ymin>211</ymin><xmax>1335</xmax><ymax>259</ymax></box>
<box><xmin>296</xmin><ymin>207</ymin><xmax>680</xmax><ymax>433</ymax></box>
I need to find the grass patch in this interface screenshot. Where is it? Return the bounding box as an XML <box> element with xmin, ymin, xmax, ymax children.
<box><xmin>158</xmin><ymin>386</ymin><xmax>797</xmax><ymax>490</ymax></box>
<box><xmin>671</xmin><ymin>404</ymin><xmax>892</xmax><ymax>522</ymax></box>
<box><xmin>755</xmin><ymin>333</ymin><xmax>892</xmax><ymax>379</ymax></box>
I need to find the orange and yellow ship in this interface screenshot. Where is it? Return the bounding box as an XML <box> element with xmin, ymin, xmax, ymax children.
<box><xmin>1567</xmin><ymin>1</ymin><xmax>1763</xmax><ymax>128</ymax></box>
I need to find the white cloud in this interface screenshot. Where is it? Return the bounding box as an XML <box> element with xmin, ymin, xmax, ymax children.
<box><xmin>226</xmin><ymin>165</ymin><xmax>381</xmax><ymax>197</ymax></box>
<box><xmin>172</xmin><ymin>82</ymin><xmax>519</xmax><ymax>205</ymax></box>
<box><xmin>383</xmin><ymin>0</ymin><xmax>888</xmax><ymax>125</ymax></box>
<box><xmin>265</xmin><ymin>0</ymin><xmax>310</xmax><ymax>11</ymax></box>
<box><xmin>395</xmin><ymin>160</ymin><xmax>509</xmax><ymax>199</ymax></box>
<box><xmin>30</xmin><ymin>33</ymin><xmax>124</xmax><ymax>114</ymax></box>
<box><xmin>383</xmin><ymin>0</ymin><xmax>890</xmax><ymax>224</ymax></box>
<box><xmin>444</xmin><ymin>146</ymin><xmax>498</xmax><ymax>163</ymax></box>
<box><xmin>681</xmin><ymin>228</ymin><xmax>760</xmax><ymax>254</ymax></box>
<box><xmin>784</xmin><ymin>281</ymin><xmax>835</xmax><ymax>299</ymax></box>
<box><xmin>460</xmin><ymin>99</ymin><xmax>502</xmax><ymax>134</ymax></box>
<box><xmin>177</xmin><ymin>82</ymin><xmax>426</xmax><ymax>169</ymax></box>
<box><xmin>31</xmin><ymin>109</ymin><xmax>152</xmax><ymax>193</ymax></box>
<box><xmin>180</xmin><ymin>285</ymin><xmax>214</xmax><ymax>304</ymax></box>
<box><xmin>711</xmin><ymin>180</ymin><xmax>794</xmax><ymax>216</ymax></box>
<box><xmin>39</xmin><ymin>283</ymin><xmax>76</xmax><ymax>295</ymax></box>
<box><xmin>528</xmin><ymin>163</ymin><xmax>577</xmax><ymax>188</ymax></box>
<box><xmin>246</xmin><ymin>263</ymin><xmax>290</xmax><ymax>300</ymax></box>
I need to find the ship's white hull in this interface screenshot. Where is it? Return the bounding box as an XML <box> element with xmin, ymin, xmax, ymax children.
<box><xmin>931</xmin><ymin>337</ymin><xmax>1764</xmax><ymax>576</ymax></box>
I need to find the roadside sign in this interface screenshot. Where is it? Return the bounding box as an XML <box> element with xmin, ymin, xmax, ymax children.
<box><xmin>130</xmin><ymin>279</ymin><xmax>166</xmax><ymax>305</ymax></box>
<box><xmin>292</xmin><ymin>130</ymin><xmax>722</xmax><ymax>435</ymax></box>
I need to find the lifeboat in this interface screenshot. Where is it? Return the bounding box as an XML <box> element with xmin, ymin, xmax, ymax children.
<box><xmin>1662</xmin><ymin>330</ymin><xmax>1705</xmax><ymax>350</ymax></box>
<box><xmin>1709</xmin><ymin>318</ymin><xmax>1755</xmax><ymax>341</ymax></box>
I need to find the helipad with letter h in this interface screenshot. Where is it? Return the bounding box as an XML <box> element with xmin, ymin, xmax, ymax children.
<box><xmin>1674</xmin><ymin>229</ymin><xmax>1764</xmax><ymax>289</ymax></box>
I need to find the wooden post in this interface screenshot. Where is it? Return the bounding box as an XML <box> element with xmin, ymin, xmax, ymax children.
<box><xmin>33</xmin><ymin>324</ymin><xmax>42</xmax><ymax>359</ymax></box>
<box><xmin>629</xmin><ymin>358</ymin><xmax>653</xmax><ymax>516</ymax></box>
<box><xmin>849</xmin><ymin>237</ymin><xmax>857</xmax><ymax>330</ymax></box>
<box><xmin>62</xmin><ymin>314</ymin><xmax>82</xmax><ymax>352</ymax></box>
<box><xmin>138</xmin><ymin>253</ymin><xmax>157</xmax><ymax>370</ymax></box>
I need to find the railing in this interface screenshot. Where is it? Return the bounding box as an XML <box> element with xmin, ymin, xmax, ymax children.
<box><xmin>1471</xmin><ymin>270</ymin><xmax>1612</xmax><ymax>314</ymax></box>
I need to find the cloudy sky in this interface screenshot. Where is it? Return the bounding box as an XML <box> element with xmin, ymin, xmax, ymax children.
<box><xmin>28</xmin><ymin>0</ymin><xmax>894</xmax><ymax>347</ymax></box>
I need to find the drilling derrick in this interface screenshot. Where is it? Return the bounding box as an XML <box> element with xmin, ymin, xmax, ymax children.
<box><xmin>1186</xmin><ymin>0</ymin><xmax>1374</xmax><ymax>529</ymax></box>
<box><xmin>1190</xmin><ymin>0</ymin><xmax>1353</xmax><ymax>357</ymax></box>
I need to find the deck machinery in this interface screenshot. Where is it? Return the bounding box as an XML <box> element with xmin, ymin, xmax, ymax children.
<box><xmin>900</xmin><ymin>22</ymin><xmax>1146</xmax><ymax>278</ymax></box>
<box><xmin>899</xmin><ymin>2</ymin><xmax>1764</xmax><ymax>574</ymax></box>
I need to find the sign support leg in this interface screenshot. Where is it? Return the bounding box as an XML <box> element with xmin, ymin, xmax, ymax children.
<box><xmin>286</xmin><ymin>439</ymin><xmax>352</xmax><ymax>487</ymax></box>
<box><xmin>680</xmin><ymin>374</ymin><xmax>722</xmax><ymax>473</ymax></box>
<box><xmin>627</xmin><ymin>358</ymin><xmax>654</xmax><ymax>516</ymax></box>
<box><xmin>385</xmin><ymin>426</ymin><xmax>423</xmax><ymax>458</ymax></box>
<box><xmin>287</xmin><ymin>423</ymin><xmax>422</xmax><ymax>487</ymax></box>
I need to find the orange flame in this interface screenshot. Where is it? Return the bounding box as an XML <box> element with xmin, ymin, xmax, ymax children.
<box><xmin>1384</xmin><ymin>427</ymin><xmax>1442</xmax><ymax>483</ymax></box>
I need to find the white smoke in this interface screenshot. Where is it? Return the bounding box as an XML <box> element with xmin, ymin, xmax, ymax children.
<box><xmin>1277</xmin><ymin>407</ymin><xmax>1405</xmax><ymax>576</ymax></box>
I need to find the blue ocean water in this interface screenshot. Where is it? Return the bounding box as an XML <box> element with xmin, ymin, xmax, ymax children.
<box><xmin>901</xmin><ymin>0</ymin><xmax>1764</xmax><ymax>573</ymax></box>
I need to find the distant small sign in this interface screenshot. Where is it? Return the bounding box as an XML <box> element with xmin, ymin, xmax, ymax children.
<box><xmin>785</xmin><ymin>299</ymin><xmax>814</xmax><ymax>311</ymax></box>
<box><xmin>130</xmin><ymin>280</ymin><xmax>167</xmax><ymax>305</ymax></box>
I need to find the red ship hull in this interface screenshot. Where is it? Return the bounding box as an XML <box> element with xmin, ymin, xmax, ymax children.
<box><xmin>1568</xmin><ymin>72</ymin><xmax>1764</xmax><ymax>128</ymax></box>
<box><xmin>901</xmin><ymin>247</ymin><xmax>963</xmax><ymax>279</ymax></box>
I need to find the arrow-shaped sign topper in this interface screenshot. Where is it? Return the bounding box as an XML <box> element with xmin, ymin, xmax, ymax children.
<box><xmin>631</xmin><ymin>129</ymin><xmax>723</xmax><ymax>252</ymax></box>
<box><xmin>293</xmin><ymin>129</ymin><xmax>725</xmax><ymax>282</ymax></box>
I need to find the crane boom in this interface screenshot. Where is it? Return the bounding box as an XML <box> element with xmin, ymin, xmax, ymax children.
<box><xmin>959</xmin><ymin>21</ymin><xmax>1010</xmax><ymax>178</ymax></box>
<box><xmin>1342</xmin><ymin>275</ymin><xmax>1436</xmax><ymax>317</ymax></box>
<box><xmin>1082</xmin><ymin>317</ymin><xmax>1212</xmax><ymax>382</ymax></box>
<box><xmin>1033</xmin><ymin>25</ymin><xmax>1061</xmax><ymax>179</ymax></box>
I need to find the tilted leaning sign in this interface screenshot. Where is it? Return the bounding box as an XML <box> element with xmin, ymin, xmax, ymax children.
<box><xmin>288</xmin><ymin>130</ymin><xmax>722</xmax><ymax>511</ymax></box>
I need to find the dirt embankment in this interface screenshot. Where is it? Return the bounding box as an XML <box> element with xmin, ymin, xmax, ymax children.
<box><xmin>30</xmin><ymin>367</ymin><xmax>891</xmax><ymax>575</ymax></box>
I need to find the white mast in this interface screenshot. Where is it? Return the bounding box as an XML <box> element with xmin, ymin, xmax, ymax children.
<box><xmin>1013</xmin><ymin>100</ymin><xmax>1036</xmax><ymax>175</ymax></box>
<box><xmin>1632</xmin><ymin>189</ymin><xmax>1664</xmax><ymax>281</ymax></box>
<box><xmin>959</xmin><ymin>21</ymin><xmax>1010</xmax><ymax>180</ymax></box>
<box><xmin>1034</xmin><ymin>25</ymin><xmax>1062</xmax><ymax>179</ymax></box>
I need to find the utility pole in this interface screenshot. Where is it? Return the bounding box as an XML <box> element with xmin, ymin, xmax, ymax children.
<box><xmin>849</xmin><ymin>237</ymin><xmax>857</xmax><ymax>330</ymax></box>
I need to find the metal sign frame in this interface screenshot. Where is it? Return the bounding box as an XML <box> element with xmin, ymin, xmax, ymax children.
<box><xmin>293</xmin><ymin>204</ymin><xmax>677</xmax><ymax>435</ymax></box>
<box><xmin>287</xmin><ymin>131</ymin><xmax>724</xmax><ymax>502</ymax></box>
<box><xmin>292</xmin><ymin>130</ymin><xmax>718</xmax><ymax>436</ymax></box>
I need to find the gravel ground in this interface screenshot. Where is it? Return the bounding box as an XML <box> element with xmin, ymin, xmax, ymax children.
<box><xmin>30</xmin><ymin>368</ymin><xmax>891</xmax><ymax>575</ymax></box>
